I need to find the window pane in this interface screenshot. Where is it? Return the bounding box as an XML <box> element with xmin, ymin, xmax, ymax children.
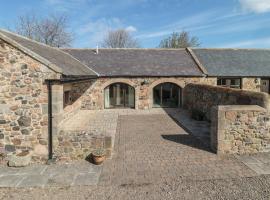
<box><xmin>171</xmin><ymin>84</ymin><xmax>180</xmax><ymax>107</ymax></box>
<box><xmin>217</xmin><ymin>79</ymin><xmax>222</xmax><ymax>85</ymax></box>
<box><xmin>217</xmin><ymin>78</ymin><xmax>241</xmax><ymax>89</ymax></box>
<box><xmin>105</xmin><ymin>83</ymin><xmax>135</xmax><ymax>108</ymax></box>
<box><xmin>153</xmin><ymin>85</ymin><xmax>161</xmax><ymax>107</ymax></box>
<box><xmin>64</xmin><ymin>91</ymin><xmax>70</xmax><ymax>107</ymax></box>
<box><xmin>153</xmin><ymin>83</ymin><xmax>181</xmax><ymax>108</ymax></box>
<box><xmin>162</xmin><ymin>83</ymin><xmax>171</xmax><ymax>107</ymax></box>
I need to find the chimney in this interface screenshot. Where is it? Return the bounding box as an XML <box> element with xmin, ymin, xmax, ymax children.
<box><xmin>96</xmin><ymin>45</ymin><xmax>99</xmax><ymax>54</ymax></box>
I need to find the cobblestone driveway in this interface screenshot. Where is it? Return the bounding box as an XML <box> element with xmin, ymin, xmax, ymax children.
<box><xmin>100</xmin><ymin>114</ymin><xmax>255</xmax><ymax>186</ymax></box>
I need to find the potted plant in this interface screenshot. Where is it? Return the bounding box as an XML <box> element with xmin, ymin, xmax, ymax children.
<box><xmin>91</xmin><ymin>148</ymin><xmax>106</xmax><ymax>165</ymax></box>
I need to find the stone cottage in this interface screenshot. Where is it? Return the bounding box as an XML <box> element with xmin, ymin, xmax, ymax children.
<box><xmin>0</xmin><ymin>29</ymin><xmax>270</xmax><ymax>162</ymax></box>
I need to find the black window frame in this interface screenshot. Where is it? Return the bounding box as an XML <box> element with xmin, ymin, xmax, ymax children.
<box><xmin>260</xmin><ymin>78</ymin><xmax>270</xmax><ymax>94</ymax></box>
<box><xmin>64</xmin><ymin>90</ymin><xmax>72</xmax><ymax>107</ymax></box>
<box><xmin>217</xmin><ymin>78</ymin><xmax>242</xmax><ymax>89</ymax></box>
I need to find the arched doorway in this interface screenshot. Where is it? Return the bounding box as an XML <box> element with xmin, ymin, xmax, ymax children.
<box><xmin>104</xmin><ymin>83</ymin><xmax>135</xmax><ymax>108</ymax></box>
<box><xmin>153</xmin><ymin>82</ymin><xmax>181</xmax><ymax>108</ymax></box>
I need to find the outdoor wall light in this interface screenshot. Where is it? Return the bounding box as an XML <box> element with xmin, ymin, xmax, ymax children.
<box><xmin>141</xmin><ymin>80</ymin><xmax>149</xmax><ymax>85</ymax></box>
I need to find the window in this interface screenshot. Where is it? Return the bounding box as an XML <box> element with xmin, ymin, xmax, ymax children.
<box><xmin>217</xmin><ymin>78</ymin><xmax>241</xmax><ymax>89</ymax></box>
<box><xmin>64</xmin><ymin>91</ymin><xmax>71</xmax><ymax>106</ymax></box>
<box><xmin>104</xmin><ymin>83</ymin><xmax>135</xmax><ymax>109</ymax></box>
<box><xmin>261</xmin><ymin>79</ymin><xmax>270</xmax><ymax>93</ymax></box>
<box><xmin>153</xmin><ymin>83</ymin><xmax>181</xmax><ymax>108</ymax></box>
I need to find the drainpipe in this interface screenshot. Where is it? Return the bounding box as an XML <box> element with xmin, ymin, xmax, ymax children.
<box><xmin>47</xmin><ymin>80</ymin><xmax>53</xmax><ymax>162</ymax></box>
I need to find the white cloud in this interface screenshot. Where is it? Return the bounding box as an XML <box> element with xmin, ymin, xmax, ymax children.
<box><xmin>217</xmin><ymin>37</ymin><xmax>270</xmax><ymax>48</ymax></box>
<box><xmin>45</xmin><ymin>0</ymin><xmax>88</xmax><ymax>11</ymax></box>
<box><xmin>201</xmin><ymin>17</ymin><xmax>270</xmax><ymax>36</ymax></box>
<box><xmin>136</xmin><ymin>10</ymin><xmax>218</xmax><ymax>39</ymax></box>
<box><xmin>239</xmin><ymin>0</ymin><xmax>270</xmax><ymax>13</ymax></box>
<box><xmin>46</xmin><ymin>0</ymin><xmax>86</xmax><ymax>5</ymax></box>
<box><xmin>78</xmin><ymin>18</ymin><xmax>122</xmax><ymax>34</ymax></box>
<box><xmin>77</xmin><ymin>18</ymin><xmax>137</xmax><ymax>47</ymax></box>
<box><xmin>125</xmin><ymin>26</ymin><xmax>137</xmax><ymax>32</ymax></box>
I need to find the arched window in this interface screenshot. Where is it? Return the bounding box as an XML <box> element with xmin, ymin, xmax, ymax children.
<box><xmin>104</xmin><ymin>83</ymin><xmax>135</xmax><ymax>109</ymax></box>
<box><xmin>153</xmin><ymin>82</ymin><xmax>181</xmax><ymax>108</ymax></box>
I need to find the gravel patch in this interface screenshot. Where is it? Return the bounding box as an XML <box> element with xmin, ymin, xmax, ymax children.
<box><xmin>0</xmin><ymin>175</ymin><xmax>270</xmax><ymax>200</ymax></box>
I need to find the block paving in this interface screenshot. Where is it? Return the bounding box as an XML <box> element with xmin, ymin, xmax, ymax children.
<box><xmin>1</xmin><ymin>108</ymin><xmax>270</xmax><ymax>188</ymax></box>
<box><xmin>100</xmin><ymin>113</ymin><xmax>256</xmax><ymax>186</ymax></box>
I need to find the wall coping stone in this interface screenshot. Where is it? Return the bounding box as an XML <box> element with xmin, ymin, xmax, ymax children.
<box><xmin>217</xmin><ymin>105</ymin><xmax>267</xmax><ymax>112</ymax></box>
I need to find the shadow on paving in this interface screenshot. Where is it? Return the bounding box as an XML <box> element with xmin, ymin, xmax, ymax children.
<box><xmin>162</xmin><ymin>108</ymin><xmax>212</xmax><ymax>150</ymax></box>
<box><xmin>99</xmin><ymin>113</ymin><xmax>255</xmax><ymax>186</ymax></box>
<box><xmin>161</xmin><ymin>134</ymin><xmax>212</xmax><ymax>153</ymax></box>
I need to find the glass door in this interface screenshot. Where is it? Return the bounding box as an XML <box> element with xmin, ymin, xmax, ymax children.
<box><xmin>104</xmin><ymin>83</ymin><xmax>135</xmax><ymax>108</ymax></box>
<box><xmin>153</xmin><ymin>83</ymin><xmax>181</xmax><ymax>108</ymax></box>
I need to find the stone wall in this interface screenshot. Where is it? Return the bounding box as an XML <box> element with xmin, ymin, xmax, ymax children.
<box><xmin>242</xmin><ymin>78</ymin><xmax>261</xmax><ymax>92</ymax></box>
<box><xmin>211</xmin><ymin>105</ymin><xmax>270</xmax><ymax>155</ymax></box>
<box><xmin>55</xmin><ymin>130</ymin><xmax>112</xmax><ymax>161</ymax></box>
<box><xmin>63</xmin><ymin>80</ymin><xmax>94</xmax><ymax>121</ymax></box>
<box><xmin>184</xmin><ymin>84</ymin><xmax>270</xmax><ymax>121</ymax></box>
<box><xmin>74</xmin><ymin>77</ymin><xmax>262</xmax><ymax>111</ymax></box>
<box><xmin>0</xmin><ymin>39</ymin><xmax>60</xmax><ymax>162</ymax></box>
<box><xmin>79</xmin><ymin>77</ymin><xmax>217</xmax><ymax>110</ymax></box>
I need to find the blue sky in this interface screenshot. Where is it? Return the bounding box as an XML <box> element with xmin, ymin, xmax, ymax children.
<box><xmin>1</xmin><ymin>0</ymin><xmax>270</xmax><ymax>48</ymax></box>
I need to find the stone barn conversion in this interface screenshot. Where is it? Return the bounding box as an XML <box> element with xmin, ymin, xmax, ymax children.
<box><xmin>1</xmin><ymin>29</ymin><xmax>270</xmax><ymax>163</ymax></box>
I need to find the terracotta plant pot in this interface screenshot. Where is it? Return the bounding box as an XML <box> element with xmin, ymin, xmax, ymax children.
<box><xmin>91</xmin><ymin>148</ymin><xmax>106</xmax><ymax>165</ymax></box>
<box><xmin>92</xmin><ymin>154</ymin><xmax>106</xmax><ymax>165</ymax></box>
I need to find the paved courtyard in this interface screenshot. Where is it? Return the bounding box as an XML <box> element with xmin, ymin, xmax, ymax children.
<box><xmin>2</xmin><ymin>109</ymin><xmax>270</xmax><ymax>190</ymax></box>
<box><xmin>100</xmin><ymin>113</ymin><xmax>256</xmax><ymax>186</ymax></box>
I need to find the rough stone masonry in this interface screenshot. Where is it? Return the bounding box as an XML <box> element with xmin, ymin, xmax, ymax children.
<box><xmin>211</xmin><ymin>105</ymin><xmax>270</xmax><ymax>155</ymax></box>
<box><xmin>0</xmin><ymin>39</ymin><xmax>59</xmax><ymax>162</ymax></box>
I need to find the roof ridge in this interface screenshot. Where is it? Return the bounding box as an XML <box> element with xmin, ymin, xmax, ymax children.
<box><xmin>62</xmin><ymin>48</ymin><xmax>187</xmax><ymax>50</ymax></box>
<box><xmin>61</xmin><ymin>50</ymin><xmax>99</xmax><ymax>76</ymax></box>
<box><xmin>192</xmin><ymin>47</ymin><xmax>270</xmax><ymax>50</ymax></box>
<box><xmin>186</xmin><ymin>48</ymin><xmax>208</xmax><ymax>75</ymax></box>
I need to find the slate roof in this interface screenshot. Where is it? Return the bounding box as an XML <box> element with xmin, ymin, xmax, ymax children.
<box><xmin>62</xmin><ymin>48</ymin><xmax>204</xmax><ymax>77</ymax></box>
<box><xmin>2</xmin><ymin>29</ymin><xmax>270</xmax><ymax>78</ymax></box>
<box><xmin>0</xmin><ymin>29</ymin><xmax>97</xmax><ymax>77</ymax></box>
<box><xmin>192</xmin><ymin>48</ymin><xmax>270</xmax><ymax>77</ymax></box>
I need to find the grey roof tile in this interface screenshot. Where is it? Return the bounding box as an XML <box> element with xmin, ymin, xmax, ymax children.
<box><xmin>0</xmin><ymin>29</ymin><xmax>97</xmax><ymax>77</ymax></box>
<box><xmin>192</xmin><ymin>48</ymin><xmax>270</xmax><ymax>77</ymax></box>
<box><xmin>62</xmin><ymin>48</ymin><xmax>204</xmax><ymax>76</ymax></box>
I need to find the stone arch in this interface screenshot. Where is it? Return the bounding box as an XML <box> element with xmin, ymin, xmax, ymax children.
<box><xmin>148</xmin><ymin>78</ymin><xmax>185</xmax><ymax>108</ymax></box>
<box><xmin>101</xmin><ymin>78</ymin><xmax>137</xmax><ymax>89</ymax></box>
<box><xmin>100</xmin><ymin>78</ymin><xmax>139</xmax><ymax>109</ymax></box>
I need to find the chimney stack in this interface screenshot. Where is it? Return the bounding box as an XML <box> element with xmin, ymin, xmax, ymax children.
<box><xmin>96</xmin><ymin>45</ymin><xmax>99</xmax><ymax>54</ymax></box>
